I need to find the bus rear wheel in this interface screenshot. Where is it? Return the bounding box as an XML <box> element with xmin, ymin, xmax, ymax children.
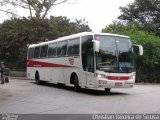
<box><xmin>105</xmin><ymin>88</ymin><xmax>111</xmax><ymax>93</ymax></box>
<box><xmin>35</xmin><ymin>72</ymin><xmax>41</xmax><ymax>85</ymax></box>
<box><xmin>74</xmin><ymin>75</ymin><xmax>80</xmax><ymax>92</ymax></box>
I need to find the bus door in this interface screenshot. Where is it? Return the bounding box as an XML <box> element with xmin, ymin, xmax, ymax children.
<box><xmin>85</xmin><ymin>52</ymin><xmax>95</xmax><ymax>87</ymax></box>
<box><xmin>82</xmin><ymin>35</ymin><xmax>95</xmax><ymax>87</ymax></box>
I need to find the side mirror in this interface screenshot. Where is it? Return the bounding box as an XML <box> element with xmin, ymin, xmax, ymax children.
<box><xmin>92</xmin><ymin>40</ymin><xmax>100</xmax><ymax>52</ymax></box>
<box><xmin>133</xmin><ymin>44</ymin><xmax>143</xmax><ymax>56</ymax></box>
<box><xmin>138</xmin><ymin>45</ymin><xmax>143</xmax><ymax>56</ymax></box>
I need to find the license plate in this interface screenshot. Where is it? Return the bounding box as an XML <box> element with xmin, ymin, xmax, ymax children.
<box><xmin>115</xmin><ymin>82</ymin><xmax>122</xmax><ymax>86</ymax></box>
<box><xmin>98</xmin><ymin>80</ymin><xmax>107</xmax><ymax>84</ymax></box>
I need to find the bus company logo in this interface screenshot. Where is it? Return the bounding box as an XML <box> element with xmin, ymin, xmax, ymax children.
<box><xmin>68</xmin><ymin>57</ymin><xmax>74</xmax><ymax>65</ymax></box>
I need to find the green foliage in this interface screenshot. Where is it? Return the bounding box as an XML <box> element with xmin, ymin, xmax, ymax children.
<box><xmin>0</xmin><ymin>16</ymin><xmax>91</xmax><ymax>69</ymax></box>
<box><xmin>118</xmin><ymin>0</ymin><xmax>160</xmax><ymax>36</ymax></box>
<box><xmin>102</xmin><ymin>21</ymin><xmax>160</xmax><ymax>83</ymax></box>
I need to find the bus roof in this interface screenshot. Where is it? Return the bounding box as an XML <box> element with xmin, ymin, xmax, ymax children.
<box><xmin>28</xmin><ymin>32</ymin><xmax>130</xmax><ymax>48</ymax></box>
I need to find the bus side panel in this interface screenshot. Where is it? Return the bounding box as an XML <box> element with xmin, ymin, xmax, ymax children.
<box><xmin>62</xmin><ymin>57</ymin><xmax>82</xmax><ymax>85</ymax></box>
<box><xmin>63</xmin><ymin>68</ymin><xmax>86</xmax><ymax>87</ymax></box>
<box><xmin>62</xmin><ymin>56</ymin><xmax>87</xmax><ymax>87</ymax></box>
<box><xmin>27</xmin><ymin>67</ymin><xmax>38</xmax><ymax>80</ymax></box>
<box><xmin>40</xmin><ymin>67</ymin><xmax>52</xmax><ymax>81</ymax></box>
<box><xmin>54</xmin><ymin>68</ymin><xmax>64</xmax><ymax>83</ymax></box>
<box><xmin>64</xmin><ymin>68</ymin><xmax>74</xmax><ymax>85</ymax></box>
<box><xmin>78</xmin><ymin>69</ymin><xmax>87</xmax><ymax>87</ymax></box>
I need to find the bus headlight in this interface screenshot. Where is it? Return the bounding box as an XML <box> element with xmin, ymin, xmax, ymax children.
<box><xmin>129</xmin><ymin>75</ymin><xmax>135</xmax><ymax>79</ymax></box>
<box><xmin>96</xmin><ymin>74</ymin><xmax>106</xmax><ymax>78</ymax></box>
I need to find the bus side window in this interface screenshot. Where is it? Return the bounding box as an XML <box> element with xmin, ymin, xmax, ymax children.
<box><xmin>81</xmin><ymin>35</ymin><xmax>94</xmax><ymax>73</ymax></box>
<box><xmin>57</xmin><ymin>41</ymin><xmax>67</xmax><ymax>56</ymax></box>
<box><xmin>34</xmin><ymin>46</ymin><xmax>41</xmax><ymax>59</ymax></box>
<box><xmin>28</xmin><ymin>48</ymin><xmax>34</xmax><ymax>59</ymax></box>
<box><xmin>68</xmin><ymin>38</ymin><xmax>80</xmax><ymax>56</ymax></box>
<box><xmin>48</xmin><ymin>43</ymin><xmax>57</xmax><ymax>57</ymax></box>
<box><xmin>40</xmin><ymin>45</ymin><xmax>48</xmax><ymax>58</ymax></box>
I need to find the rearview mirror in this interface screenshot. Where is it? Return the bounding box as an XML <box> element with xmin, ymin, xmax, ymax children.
<box><xmin>133</xmin><ymin>44</ymin><xmax>143</xmax><ymax>56</ymax></box>
<box><xmin>92</xmin><ymin>40</ymin><xmax>100</xmax><ymax>52</ymax></box>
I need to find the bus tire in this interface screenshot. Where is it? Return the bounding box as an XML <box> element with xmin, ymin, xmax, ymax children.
<box><xmin>74</xmin><ymin>75</ymin><xmax>80</xmax><ymax>92</ymax></box>
<box><xmin>105</xmin><ymin>88</ymin><xmax>111</xmax><ymax>93</ymax></box>
<box><xmin>35</xmin><ymin>72</ymin><xmax>41</xmax><ymax>85</ymax></box>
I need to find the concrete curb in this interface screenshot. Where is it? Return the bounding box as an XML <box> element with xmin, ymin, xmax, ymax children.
<box><xmin>10</xmin><ymin>77</ymin><xmax>31</xmax><ymax>80</ymax></box>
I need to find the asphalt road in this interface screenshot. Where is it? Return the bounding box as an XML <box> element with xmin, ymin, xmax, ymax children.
<box><xmin>0</xmin><ymin>78</ymin><xmax>160</xmax><ymax>114</ymax></box>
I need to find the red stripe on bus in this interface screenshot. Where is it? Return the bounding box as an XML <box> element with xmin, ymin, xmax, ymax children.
<box><xmin>107</xmin><ymin>76</ymin><xmax>129</xmax><ymax>80</ymax></box>
<box><xmin>27</xmin><ymin>60</ymin><xmax>76</xmax><ymax>68</ymax></box>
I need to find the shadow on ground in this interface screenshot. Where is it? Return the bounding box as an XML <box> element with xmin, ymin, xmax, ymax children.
<box><xmin>30</xmin><ymin>81</ymin><xmax>129</xmax><ymax>96</ymax></box>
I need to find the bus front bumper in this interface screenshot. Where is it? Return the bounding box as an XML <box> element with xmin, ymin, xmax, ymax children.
<box><xmin>96</xmin><ymin>79</ymin><xmax>135</xmax><ymax>88</ymax></box>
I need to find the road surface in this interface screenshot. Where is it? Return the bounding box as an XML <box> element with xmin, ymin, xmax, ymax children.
<box><xmin>0</xmin><ymin>79</ymin><xmax>160</xmax><ymax>114</ymax></box>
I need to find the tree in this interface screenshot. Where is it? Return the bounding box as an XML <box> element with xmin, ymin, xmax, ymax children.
<box><xmin>102</xmin><ymin>21</ymin><xmax>160</xmax><ymax>83</ymax></box>
<box><xmin>0</xmin><ymin>0</ymin><xmax>68</xmax><ymax>19</ymax></box>
<box><xmin>118</xmin><ymin>0</ymin><xmax>160</xmax><ymax>36</ymax></box>
<box><xmin>0</xmin><ymin>16</ymin><xmax>91</xmax><ymax>69</ymax></box>
<box><xmin>49</xmin><ymin>16</ymin><xmax>91</xmax><ymax>37</ymax></box>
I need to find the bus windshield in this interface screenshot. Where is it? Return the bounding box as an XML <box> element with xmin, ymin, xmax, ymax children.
<box><xmin>95</xmin><ymin>35</ymin><xmax>134</xmax><ymax>73</ymax></box>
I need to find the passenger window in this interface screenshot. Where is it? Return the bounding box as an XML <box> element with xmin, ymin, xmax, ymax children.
<box><xmin>68</xmin><ymin>38</ymin><xmax>80</xmax><ymax>55</ymax></box>
<box><xmin>40</xmin><ymin>45</ymin><xmax>48</xmax><ymax>58</ymax></box>
<box><xmin>34</xmin><ymin>46</ymin><xmax>41</xmax><ymax>58</ymax></box>
<box><xmin>57</xmin><ymin>41</ymin><xmax>67</xmax><ymax>56</ymax></box>
<box><xmin>28</xmin><ymin>48</ymin><xmax>34</xmax><ymax>59</ymax></box>
<box><xmin>48</xmin><ymin>43</ymin><xmax>57</xmax><ymax>57</ymax></box>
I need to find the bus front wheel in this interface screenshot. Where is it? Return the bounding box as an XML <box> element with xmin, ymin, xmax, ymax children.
<box><xmin>74</xmin><ymin>75</ymin><xmax>80</xmax><ymax>92</ymax></box>
<box><xmin>105</xmin><ymin>88</ymin><xmax>111</xmax><ymax>93</ymax></box>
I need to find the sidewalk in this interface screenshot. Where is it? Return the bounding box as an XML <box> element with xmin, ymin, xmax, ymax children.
<box><xmin>10</xmin><ymin>76</ymin><xmax>30</xmax><ymax>80</ymax></box>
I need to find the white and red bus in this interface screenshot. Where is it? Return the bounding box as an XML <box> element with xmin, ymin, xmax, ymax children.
<box><xmin>27</xmin><ymin>32</ymin><xmax>143</xmax><ymax>92</ymax></box>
